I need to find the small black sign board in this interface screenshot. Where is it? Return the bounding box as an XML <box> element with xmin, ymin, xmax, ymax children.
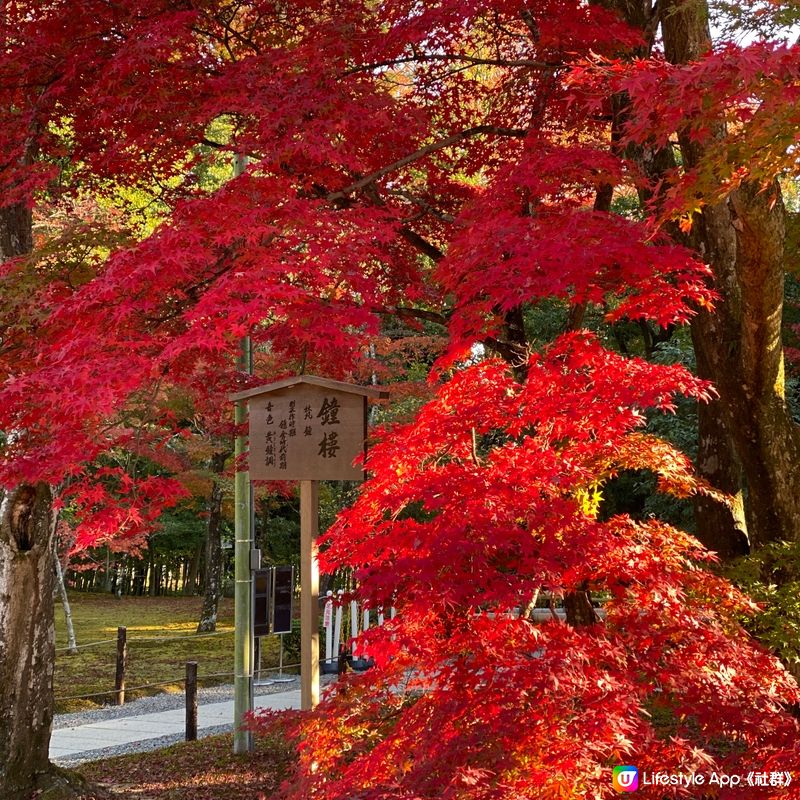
<box><xmin>272</xmin><ymin>565</ymin><xmax>294</xmax><ymax>634</ymax></box>
<box><xmin>253</xmin><ymin>566</ymin><xmax>295</xmax><ymax>637</ymax></box>
<box><xmin>253</xmin><ymin>569</ymin><xmax>273</xmax><ymax>638</ymax></box>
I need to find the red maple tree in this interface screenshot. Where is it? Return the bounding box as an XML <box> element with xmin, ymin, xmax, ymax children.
<box><xmin>1</xmin><ymin>0</ymin><xmax>799</xmax><ymax>798</ymax></box>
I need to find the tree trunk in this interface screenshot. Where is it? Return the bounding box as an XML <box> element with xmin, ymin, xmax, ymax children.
<box><xmin>0</xmin><ymin>203</ymin><xmax>32</xmax><ymax>258</ymax></box>
<box><xmin>185</xmin><ymin>540</ymin><xmax>203</xmax><ymax>595</ymax></box>
<box><xmin>53</xmin><ymin>535</ymin><xmax>79</xmax><ymax>655</ymax></box>
<box><xmin>598</xmin><ymin>0</ymin><xmax>795</xmax><ymax>559</ymax></box>
<box><xmin>197</xmin><ymin>451</ymin><xmax>228</xmax><ymax>633</ymax></box>
<box><xmin>148</xmin><ymin>551</ymin><xmax>158</xmax><ymax>596</ymax></box>
<box><xmin>104</xmin><ymin>547</ymin><xmax>114</xmax><ymax>592</ymax></box>
<box><xmin>0</xmin><ymin>484</ymin><xmax>57</xmax><ymax>799</ymax></box>
<box><xmin>692</xmin><ymin>388</ymin><xmax>749</xmax><ymax>558</ymax></box>
<box><xmin>116</xmin><ymin>555</ymin><xmax>126</xmax><ymax>598</ymax></box>
<box><xmin>563</xmin><ymin>582</ymin><xmax>600</xmax><ymax>626</ymax></box>
<box><xmin>661</xmin><ymin>0</ymin><xmax>800</xmax><ymax>547</ymax></box>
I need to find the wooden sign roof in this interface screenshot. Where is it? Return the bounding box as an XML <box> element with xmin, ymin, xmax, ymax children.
<box><xmin>229</xmin><ymin>374</ymin><xmax>388</xmax><ymax>402</ymax></box>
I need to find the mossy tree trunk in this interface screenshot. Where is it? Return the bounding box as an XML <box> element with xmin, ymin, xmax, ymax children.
<box><xmin>599</xmin><ymin>0</ymin><xmax>799</xmax><ymax>558</ymax></box>
<box><xmin>0</xmin><ymin>483</ymin><xmax>58</xmax><ymax>799</ymax></box>
<box><xmin>661</xmin><ymin>0</ymin><xmax>800</xmax><ymax>549</ymax></box>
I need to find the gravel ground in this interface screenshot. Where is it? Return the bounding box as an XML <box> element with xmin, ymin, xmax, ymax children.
<box><xmin>52</xmin><ymin>675</ymin><xmax>339</xmax><ymax>767</ymax></box>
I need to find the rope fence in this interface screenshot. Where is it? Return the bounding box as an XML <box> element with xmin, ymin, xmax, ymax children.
<box><xmin>54</xmin><ymin>672</ymin><xmax>237</xmax><ymax>702</ymax></box>
<box><xmin>54</xmin><ymin>664</ymin><xmax>302</xmax><ymax>702</ymax></box>
<box><xmin>55</xmin><ymin>625</ymin><xmax>260</xmax><ymax>706</ymax></box>
<box><xmin>55</xmin><ymin>628</ymin><xmax>234</xmax><ymax>653</ymax></box>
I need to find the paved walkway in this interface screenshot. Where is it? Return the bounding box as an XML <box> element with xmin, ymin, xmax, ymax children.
<box><xmin>50</xmin><ymin>689</ymin><xmax>301</xmax><ymax>761</ymax></box>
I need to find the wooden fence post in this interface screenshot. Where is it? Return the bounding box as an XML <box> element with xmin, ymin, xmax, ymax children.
<box><xmin>114</xmin><ymin>626</ymin><xmax>127</xmax><ymax>705</ymax></box>
<box><xmin>186</xmin><ymin>661</ymin><xmax>198</xmax><ymax>741</ymax></box>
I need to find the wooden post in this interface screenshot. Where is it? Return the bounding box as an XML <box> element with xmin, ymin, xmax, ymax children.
<box><xmin>185</xmin><ymin>661</ymin><xmax>198</xmax><ymax>741</ymax></box>
<box><xmin>114</xmin><ymin>626</ymin><xmax>127</xmax><ymax>706</ymax></box>
<box><xmin>300</xmin><ymin>480</ymin><xmax>319</xmax><ymax>710</ymax></box>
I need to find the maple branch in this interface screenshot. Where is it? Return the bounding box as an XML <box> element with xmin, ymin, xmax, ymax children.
<box><xmin>483</xmin><ymin>334</ymin><xmax>529</xmax><ymax>369</ymax></box>
<box><xmin>389</xmin><ymin>307</ymin><xmax>449</xmax><ymax>327</ymax></box>
<box><xmin>344</xmin><ymin>53</ymin><xmax>560</xmax><ymax>75</ymax></box>
<box><xmin>144</xmin><ymin>259</ymin><xmax>234</xmax><ymax>326</ymax></box>
<box><xmin>492</xmin><ymin>9</ymin><xmax>531</xmax><ymax>40</ymax></box>
<box><xmin>326</xmin><ymin>126</ymin><xmax>527</xmax><ymax>202</ymax></box>
<box><xmin>522</xmin><ymin>588</ymin><xmax>540</xmax><ymax>620</ymax></box>
<box><xmin>388</xmin><ymin>189</ymin><xmax>456</xmax><ymax>223</ymax></box>
<box><xmin>470</xmin><ymin>427</ymin><xmax>482</xmax><ymax>467</ymax></box>
<box><xmin>193</xmin><ymin>6</ymin><xmax>263</xmax><ymax>59</ymax></box>
<box><xmin>519</xmin><ymin>9</ymin><xmax>542</xmax><ymax>42</ymax></box>
<box><xmin>399</xmin><ymin>227</ymin><xmax>445</xmax><ymax>262</ymax></box>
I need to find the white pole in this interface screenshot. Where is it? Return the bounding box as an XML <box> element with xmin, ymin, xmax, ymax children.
<box><xmin>350</xmin><ymin>599</ymin><xmax>359</xmax><ymax>659</ymax></box>
<box><xmin>324</xmin><ymin>590</ymin><xmax>334</xmax><ymax>665</ymax></box>
<box><xmin>333</xmin><ymin>589</ymin><xmax>344</xmax><ymax>666</ymax></box>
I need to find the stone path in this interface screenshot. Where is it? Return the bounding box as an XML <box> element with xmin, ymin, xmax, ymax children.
<box><xmin>50</xmin><ymin>688</ymin><xmax>301</xmax><ymax>762</ymax></box>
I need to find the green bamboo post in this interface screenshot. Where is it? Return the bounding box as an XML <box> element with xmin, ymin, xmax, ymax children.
<box><xmin>232</xmin><ymin>153</ymin><xmax>253</xmax><ymax>755</ymax></box>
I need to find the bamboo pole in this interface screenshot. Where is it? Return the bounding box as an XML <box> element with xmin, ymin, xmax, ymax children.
<box><xmin>232</xmin><ymin>153</ymin><xmax>253</xmax><ymax>755</ymax></box>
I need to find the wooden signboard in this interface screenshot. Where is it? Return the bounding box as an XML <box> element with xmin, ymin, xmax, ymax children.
<box><xmin>230</xmin><ymin>376</ymin><xmax>386</xmax><ymax>481</ymax></box>
<box><xmin>249</xmin><ymin>386</ymin><xmax>365</xmax><ymax>481</ymax></box>
<box><xmin>230</xmin><ymin>375</ymin><xmax>387</xmax><ymax>712</ymax></box>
